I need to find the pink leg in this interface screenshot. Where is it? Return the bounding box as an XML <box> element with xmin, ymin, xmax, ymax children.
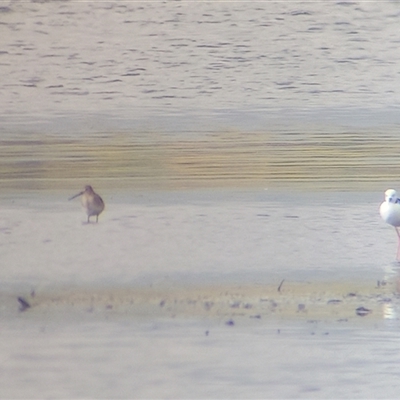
<box><xmin>396</xmin><ymin>228</ymin><xmax>400</xmax><ymax>261</ymax></box>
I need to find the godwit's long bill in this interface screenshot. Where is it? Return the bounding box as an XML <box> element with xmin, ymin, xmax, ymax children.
<box><xmin>380</xmin><ymin>189</ymin><xmax>400</xmax><ymax>260</ymax></box>
<box><xmin>69</xmin><ymin>185</ymin><xmax>105</xmax><ymax>223</ymax></box>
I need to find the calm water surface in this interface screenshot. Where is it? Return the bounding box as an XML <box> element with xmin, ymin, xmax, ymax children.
<box><xmin>1</xmin><ymin>1</ymin><xmax>400</xmax><ymax>132</ymax></box>
<box><xmin>1</xmin><ymin>1</ymin><xmax>400</xmax><ymax>191</ymax></box>
<box><xmin>2</xmin><ymin>315</ymin><xmax>400</xmax><ymax>399</ymax></box>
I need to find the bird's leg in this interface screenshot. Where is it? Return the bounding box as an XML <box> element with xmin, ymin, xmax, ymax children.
<box><xmin>96</xmin><ymin>215</ymin><xmax>99</xmax><ymax>223</ymax></box>
<box><xmin>87</xmin><ymin>215</ymin><xmax>90</xmax><ymax>224</ymax></box>
<box><xmin>396</xmin><ymin>228</ymin><xmax>400</xmax><ymax>261</ymax></box>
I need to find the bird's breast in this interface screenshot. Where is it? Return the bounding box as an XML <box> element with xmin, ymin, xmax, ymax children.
<box><xmin>380</xmin><ymin>201</ymin><xmax>400</xmax><ymax>226</ymax></box>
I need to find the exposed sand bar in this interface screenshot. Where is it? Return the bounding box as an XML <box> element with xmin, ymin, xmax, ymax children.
<box><xmin>7</xmin><ymin>279</ymin><xmax>398</xmax><ymax>322</ymax></box>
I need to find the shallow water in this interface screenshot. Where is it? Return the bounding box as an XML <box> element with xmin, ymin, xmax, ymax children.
<box><xmin>0</xmin><ymin>189</ymin><xmax>393</xmax><ymax>289</ymax></box>
<box><xmin>3</xmin><ymin>303</ymin><xmax>400</xmax><ymax>399</ymax></box>
<box><xmin>2</xmin><ymin>129</ymin><xmax>400</xmax><ymax>193</ymax></box>
<box><xmin>2</xmin><ymin>190</ymin><xmax>400</xmax><ymax>398</ymax></box>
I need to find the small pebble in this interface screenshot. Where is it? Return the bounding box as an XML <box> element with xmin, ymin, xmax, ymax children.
<box><xmin>269</xmin><ymin>300</ymin><xmax>278</xmax><ymax>308</ymax></box>
<box><xmin>327</xmin><ymin>299</ymin><xmax>342</xmax><ymax>305</ymax></box>
<box><xmin>380</xmin><ymin>297</ymin><xmax>392</xmax><ymax>303</ymax></box>
<box><xmin>17</xmin><ymin>297</ymin><xmax>31</xmax><ymax>312</ymax></box>
<box><xmin>229</xmin><ymin>301</ymin><xmax>241</xmax><ymax>308</ymax></box>
<box><xmin>356</xmin><ymin>306</ymin><xmax>372</xmax><ymax>317</ymax></box>
<box><xmin>297</xmin><ymin>304</ymin><xmax>306</xmax><ymax>312</ymax></box>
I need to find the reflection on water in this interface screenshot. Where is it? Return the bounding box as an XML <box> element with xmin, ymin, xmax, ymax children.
<box><xmin>381</xmin><ymin>262</ymin><xmax>400</xmax><ymax>320</ymax></box>
<box><xmin>1</xmin><ymin>129</ymin><xmax>400</xmax><ymax>192</ymax></box>
<box><xmin>382</xmin><ymin>302</ymin><xmax>396</xmax><ymax>320</ymax></box>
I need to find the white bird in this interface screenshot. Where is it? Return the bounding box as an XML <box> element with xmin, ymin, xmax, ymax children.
<box><xmin>380</xmin><ymin>189</ymin><xmax>400</xmax><ymax>260</ymax></box>
<box><xmin>69</xmin><ymin>185</ymin><xmax>105</xmax><ymax>223</ymax></box>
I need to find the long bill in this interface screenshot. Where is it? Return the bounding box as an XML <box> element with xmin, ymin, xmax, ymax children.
<box><xmin>68</xmin><ymin>191</ymin><xmax>84</xmax><ymax>201</ymax></box>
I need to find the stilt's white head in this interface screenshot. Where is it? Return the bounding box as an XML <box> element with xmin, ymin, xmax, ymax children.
<box><xmin>385</xmin><ymin>189</ymin><xmax>398</xmax><ymax>203</ymax></box>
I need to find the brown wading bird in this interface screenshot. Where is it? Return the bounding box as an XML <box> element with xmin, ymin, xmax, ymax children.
<box><xmin>69</xmin><ymin>185</ymin><xmax>105</xmax><ymax>223</ymax></box>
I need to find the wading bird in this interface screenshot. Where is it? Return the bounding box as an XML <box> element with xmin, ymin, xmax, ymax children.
<box><xmin>380</xmin><ymin>189</ymin><xmax>400</xmax><ymax>260</ymax></box>
<box><xmin>69</xmin><ymin>185</ymin><xmax>105</xmax><ymax>223</ymax></box>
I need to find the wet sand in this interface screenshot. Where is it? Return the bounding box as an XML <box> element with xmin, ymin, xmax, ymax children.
<box><xmin>2</xmin><ymin>189</ymin><xmax>400</xmax><ymax>398</ymax></box>
<box><xmin>5</xmin><ymin>279</ymin><xmax>397</xmax><ymax>322</ymax></box>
